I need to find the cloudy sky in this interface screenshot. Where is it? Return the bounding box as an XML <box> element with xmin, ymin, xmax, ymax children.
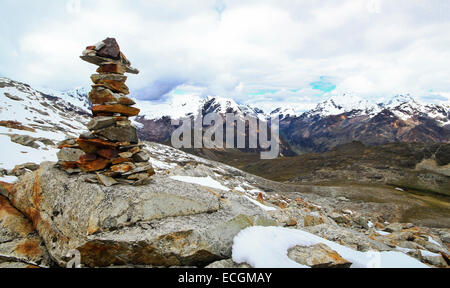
<box><xmin>1</xmin><ymin>0</ymin><xmax>449</xmax><ymax>112</ymax></box>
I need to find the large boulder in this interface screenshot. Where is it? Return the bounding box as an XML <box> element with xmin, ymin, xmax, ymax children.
<box><xmin>8</xmin><ymin>162</ymin><xmax>277</xmax><ymax>267</ymax></box>
<box><xmin>0</xmin><ymin>194</ymin><xmax>52</xmax><ymax>267</ymax></box>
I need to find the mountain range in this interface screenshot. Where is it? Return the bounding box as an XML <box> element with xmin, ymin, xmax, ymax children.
<box><xmin>0</xmin><ymin>76</ymin><xmax>449</xmax><ymax>164</ymax></box>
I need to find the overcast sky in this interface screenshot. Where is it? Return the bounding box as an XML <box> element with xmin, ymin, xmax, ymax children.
<box><xmin>1</xmin><ymin>0</ymin><xmax>449</xmax><ymax>112</ymax></box>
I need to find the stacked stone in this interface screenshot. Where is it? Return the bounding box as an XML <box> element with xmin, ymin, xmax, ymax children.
<box><xmin>57</xmin><ymin>38</ymin><xmax>154</xmax><ymax>187</ymax></box>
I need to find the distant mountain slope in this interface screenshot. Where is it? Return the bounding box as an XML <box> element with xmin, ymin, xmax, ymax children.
<box><xmin>135</xmin><ymin>91</ymin><xmax>449</xmax><ymax>154</ymax></box>
<box><xmin>283</xmin><ymin>94</ymin><xmax>449</xmax><ymax>153</ymax></box>
<box><xmin>0</xmin><ymin>77</ymin><xmax>90</xmax><ymax>170</ymax></box>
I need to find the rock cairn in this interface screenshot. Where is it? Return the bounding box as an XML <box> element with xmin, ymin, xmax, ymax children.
<box><xmin>56</xmin><ymin>38</ymin><xmax>154</xmax><ymax>187</ymax></box>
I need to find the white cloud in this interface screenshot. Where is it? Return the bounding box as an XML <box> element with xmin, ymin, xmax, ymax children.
<box><xmin>0</xmin><ymin>0</ymin><xmax>449</xmax><ymax>110</ymax></box>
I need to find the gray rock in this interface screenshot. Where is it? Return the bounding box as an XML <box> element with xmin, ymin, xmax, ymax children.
<box><xmin>9</xmin><ymin>134</ymin><xmax>39</xmax><ymax>149</ymax></box>
<box><xmin>205</xmin><ymin>259</ymin><xmax>251</xmax><ymax>268</ymax></box>
<box><xmin>9</xmin><ymin>163</ymin><xmax>277</xmax><ymax>267</ymax></box>
<box><xmin>330</xmin><ymin>213</ymin><xmax>351</xmax><ymax>224</ymax></box>
<box><xmin>96</xmin><ymin>173</ymin><xmax>119</xmax><ymax>187</ymax></box>
<box><xmin>91</xmin><ymin>73</ymin><xmax>127</xmax><ymax>83</ymax></box>
<box><xmin>288</xmin><ymin>243</ymin><xmax>352</xmax><ymax>268</ymax></box>
<box><xmin>0</xmin><ymin>262</ymin><xmax>40</xmax><ymax>268</ymax></box>
<box><xmin>133</xmin><ymin>151</ymin><xmax>150</xmax><ymax>163</ymax></box>
<box><xmin>94</xmin><ymin>125</ymin><xmax>138</xmax><ymax>144</ymax></box>
<box><xmin>418</xmin><ymin>252</ymin><xmax>448</xmax><ymax>268</ymax></box>
<box><xmin>384</xmin><ymin>223</ymin><xmax>404</xmax><ymax>233</ymax></box>
<box><xmin>80</xmin><ymin>132</ymin><xmax>96</xmax><ymax>140</ymax></box>
<box><xmin>57</xmin><ymin>138</ymin><xmax>77</xmax><ymax>147</ymax></box>
<box><xmin>36</xmin><ymin>138</ymin><xmax>55</xmax><ymax>146</ymax></box>
<box><xmin>355</xmin><ymin>216</ymin><xmax>371</xmax><ymax>230</ymax></box>
<box><xmin>87</xmin><ymin>116</ymin><xmax>116</xmax><ymax>131</ymax></box>
<box><xmin>4</xmin><ymin>92</ymin><xmax>23</xmax><ymax>101</ymax></box>
<box><xmin>57</xmin><ymin>148</ymin><xmax>85</xmax><ymax>162</ymax></box>
<box><xmin>305</xmin><ymin>224</ymin><xmax>391</xmax><ymax>252</ymax></box>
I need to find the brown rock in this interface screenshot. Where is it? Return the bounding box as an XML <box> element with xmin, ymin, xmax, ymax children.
<box><xmin>77</xmin><ymin>138</ymin><xmax>118</xmax><ymax>154</ymax></box>
<box><xmin>110</xmin><ymin>163</ymin><xmax>135</xmax><ymax>173</ymax></box>
<box><xmin>0</xmin><ymin>181</ymin><xmax>15</xmax><ymax>198</ymax></box>
<box><xmin>304</xmin><ymin>213</ymin><xmax>326</xmax><ymax>227</ymax></box>
<box><xmin>285</xmin><ymin>218</ymin><xmax>298</xmax><ymax>227</ymax></box>
<box><xmin>96</xmin><ymin>149</ymin><xmax>119</xmax><ymax>160</ymax></box>
<box><xmin>96</xmin><ymin>38</ymin><xmax>121</xmax><ymax>60</ymax></box>
<box><xmin>77</xmin><ymin>157</ymin><xmax>110</xmax><ymax>173</ymax></box>
<box><xmin>97</xmin><ymin>64</ymin><xmax>127</xmax><ymax>75</ymax></box>
<box><xmin>0</xmin><ymin>120</ymin><xmax>36</xmax><ymax>132</ymax></box>
<box><xmin>111</xmin><ymin>158</ymin><xmax>133</xmax><ymax>165</ymax></box>
<box><xmin>89</xmin><ymin>88</ymin><xmax>120</xmax><ymax>105</ymax></box>
<box><xmin>288</xmin><ymin>243</ymin><xmax>352</xmax><ymax>268</ymax></box>
<box><xmin>59</xmin><ymin>161</ymin><xmax>79</xmax><ymax>171</ymax></box>
<box><xmin>93</xmin><ymin>80</ymin><xmax>129</xmax><ymax>95</ymax></box>
<box><xmin>92</xmin><ymin>105</ymin><xmax>140</xmax><ymax>117</ymax></box>
<box><xmin>257</xmin><ymin>193</ymin><xmax>264</xmax><ymax>204</ymax></box>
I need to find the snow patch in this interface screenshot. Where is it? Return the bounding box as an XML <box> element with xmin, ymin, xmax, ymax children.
<box><xmin>0</xmin><ymin>175</ymin><xmax>18</xmax><ymax>183</ymax></box>
<box><xmin>244</xmin><ymin>196</ymin><xmax>277</xmax><ymax>212</ymax></box>
<box><xmin>232</xmin><ymin>226</ymin><xmax>429</xmax><ymax>268</ymax></box>
<box><xmin>170</xmin><ymin>176</ymin><xmax>230</xmax><ymax>191</ymax></box>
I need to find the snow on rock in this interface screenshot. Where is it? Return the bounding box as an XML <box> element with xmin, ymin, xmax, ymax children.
<box><xmin>427</xmin><ymin>236</ymin><xmax>442</xmax><ymax>247</ymax></box>
<box><xmin>376</xmin><ymin>230</ymin><xmax>391</xmax><ymax>236</ymax></box>
<box><xmin>244</xmin><ymin>196</ymin><xmax>277</xmax><ymax>212</ymax></box>
<box><xmin>234</xmin><ymin>186</ymin><xmax>246</xmax><ymax>193</ymax></box>
<box><xmin>232</xmin><ymin>226</ymin><xmax>429</xmax><ymax>268</ymax></box>
<box><xmin>170</xmin><ymin>176</ymin><xmax>230</xmax><ymax>191</ymax></box>
<box><xmin>0</xmin><ymin>134</ymin><xmax>59</xmax><ymax>170</ymax></box>
<box><xmin>0</xmin><ymin>175</ymin><xmax>18</xmax><ymax>183</ymax></box>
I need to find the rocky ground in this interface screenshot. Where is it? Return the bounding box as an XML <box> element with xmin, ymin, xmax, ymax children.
<box><xmin>0</xmin><ymin>142</ymin><xmax>448</xmax><ymax>268</ymax></box>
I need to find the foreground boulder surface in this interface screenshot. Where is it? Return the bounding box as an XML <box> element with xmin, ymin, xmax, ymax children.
<box><xmin>2</xmin><ymin>142</ymin><xmax>449</xmax><ymax>268</ymax></box>
<box><xmin>8</xmin><ymin>162</ymin><xmax>276</xmax><ymax>267</ymax></box>
<box><xmin>0</xmin><ymin>194</ymin><xmax>51</xmax><ymax>267</ymax></box>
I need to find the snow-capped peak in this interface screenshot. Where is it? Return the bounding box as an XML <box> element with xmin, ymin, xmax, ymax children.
<box><xmin>384</xmin><ymin>94</ymin><xmax>419</xmax><ymax>109</ymax></box>
<box><xmin>270</xmin><ymin>107</ymin><xmax>297</xmax><ymax>120</ymax></box>
<box><xmin>308</xmin><ymin>93</ymin><xmax>381</xmax><ymax>117</ymax></box>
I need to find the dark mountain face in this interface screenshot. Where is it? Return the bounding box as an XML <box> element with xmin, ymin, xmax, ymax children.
<box><xmin>136</xmin><ymin>116</ymin><xmax>175</xmax><ymax>143</ymax></box>
<box><xmin>281</xmin><ymin>109</ymin><xmax>449</xmax><ymax>154</ymax></box>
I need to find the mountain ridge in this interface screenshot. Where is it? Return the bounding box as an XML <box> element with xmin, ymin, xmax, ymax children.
<box><xmin>1</xmin><ymin>76</ymin><xmax>449</xmax><ymax>158</ymax></box>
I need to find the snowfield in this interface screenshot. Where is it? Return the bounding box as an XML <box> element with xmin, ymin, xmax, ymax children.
<box><xmin>232</xmin><ymin>226</ymin><xmax>429</xmax><ymax>268</ymax></box>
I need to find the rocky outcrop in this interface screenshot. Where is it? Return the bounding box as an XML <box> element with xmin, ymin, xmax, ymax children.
<box><xmin>8</xmin><ymin>162</ymin><xmax>277</xmax><ymax>267</ymax></box>
<box><xmin>288</xmin><ymin>243</ymin><xmax>352</xmax><ymax>268</ymax></box>
<box><xmin>0</xmin><ymin>194</ymin><xmax>52</xmax><ymax>267</ymax></box>
<box><xmin>1</xmin><ymin>141</ymin><xmax>448</xmax><ymax>268</ymax></box>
